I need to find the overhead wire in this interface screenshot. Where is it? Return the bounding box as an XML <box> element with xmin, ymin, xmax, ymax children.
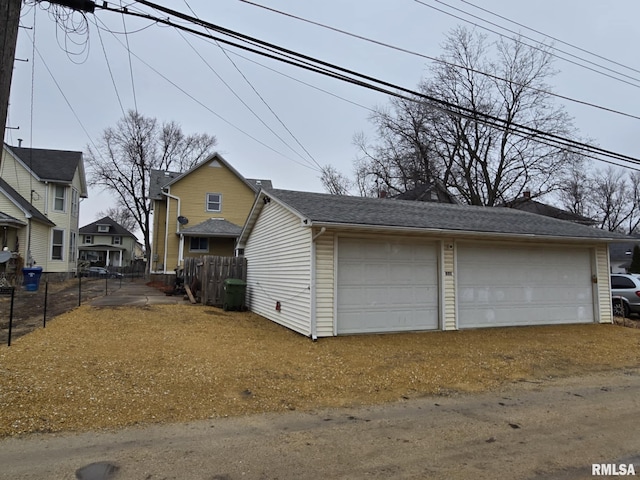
<box><xmin>414</xmin><ymin>0</ymin><xmax>640</xmax><ymax>89</ymax></box>
<box><xmin>182</xmin><ymin>0</ymin><xmax>323</xmax><ymax>171</ymax></box>
<box><xmin>119</xmin><ymin>0</ymin><xmax>138</xmax><ymax>112</ymax></box>
<box><xmin>92</xmin><ymin>16</ymin><xmax>126</xmax><ymax>118</ymax></box>
<box><xmin>239</xmin><ymin>0</ymin><xmax>640</xmax><ymax>122</ymax></box>
<box><xmin>458</xmin><ymin>0</ymin><xmax>640</xmax><ymax>77</ymax></box>
<box><xmin>92</xmin><ymin>1</ymin><xmax>640</xmax><ymax>169</ymax></box>
<box><xmin>27</xmin><ymin>36</ymin><xmax>103</xmax><ymax>156</ymax></box>
<box><xmin>94</xmin><ymin>18</ymin><xmax>322</xmax><ymax>172</ymax></box>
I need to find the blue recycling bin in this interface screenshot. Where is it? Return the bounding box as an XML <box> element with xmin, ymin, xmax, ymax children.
<box><xmin>22</xmin><ymin>266</ymin><xmax>43</xmax><ymax>291</ymax></box>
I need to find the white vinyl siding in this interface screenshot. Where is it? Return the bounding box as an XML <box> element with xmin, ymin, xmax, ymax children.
<box><xmin>596</xmin><ymin>244</ymin><xmax>612</xmax><ymax>324</ymax></box>
<box><xmin>314</xmin><ymin>231</ymin><xmax>335</xmax><ymax>337</ymax></box>
<box><xmin>245</xmin><ymin>201</ymin><xmax>312</xmax><ymax>336</ymax></box>
<box><xmin>457</xmin><ymin>243</ymin><xmax>594</xmax><ymax>328</ymax></box>
<box><xmin>443</xmin><ymin>240</ymin><xmax>456</xmax><ymax>330</ymax></box>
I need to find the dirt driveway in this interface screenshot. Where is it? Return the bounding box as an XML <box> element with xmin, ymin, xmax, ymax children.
<box><xmin>1</xmin><ymin>302</ymin><xmax>639</xmax><ymax>438</ymax></box>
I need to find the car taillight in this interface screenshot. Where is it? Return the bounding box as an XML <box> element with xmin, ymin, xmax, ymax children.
<box><xmin>635</xmin><ymin>291</ymin><xmax>640</xmax><ymax>298</ymax></box>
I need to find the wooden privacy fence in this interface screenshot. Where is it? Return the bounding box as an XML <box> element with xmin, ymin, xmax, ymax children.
<box><xmin>183</xmin><ymin>256</ymin><xmax>247</xmax><ymax>306</ymax></box>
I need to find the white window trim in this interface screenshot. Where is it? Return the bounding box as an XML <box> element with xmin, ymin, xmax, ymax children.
<box><xmin>51</xmin><ymin>229</ymin><xmax>64</xmax><ymax>261</ymax></box>
<box><xmin>84</xmin><ymin>235</ymin><xmax>93</xmax><ymax>244</ymax></box>
<box><xmin>206</xmin><ymin>193</ymin><xmax>222</xmax><ymax>212</ymax></box>
<box><xmin>53</xmin><ymin>186</ymin><xmax>66</xmax><ymax>212</ymax></box>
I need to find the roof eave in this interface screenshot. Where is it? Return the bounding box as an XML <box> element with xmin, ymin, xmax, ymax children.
<box><xmin>307</xmin><ymin>221</ymin><xmax>624</xmax><ymax>244</ymax></box>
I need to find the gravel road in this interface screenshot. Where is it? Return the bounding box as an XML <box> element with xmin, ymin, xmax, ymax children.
<box><xmin>1</xmin><ymin>369</ymin><xmax>639</xmax><ymax>480</ymax></box>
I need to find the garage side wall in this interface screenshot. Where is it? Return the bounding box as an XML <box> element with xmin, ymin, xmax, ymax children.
<box><xmin>245</xmin><ymin>202</ymin><xmax>312</xmax><ymax>336</ymax></box>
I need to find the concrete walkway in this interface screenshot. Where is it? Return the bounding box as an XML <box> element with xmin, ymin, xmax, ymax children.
<box><xmin>90</xmin><ymin>278</ymin><xmax>188</xmax><ymax>307</ymax></box>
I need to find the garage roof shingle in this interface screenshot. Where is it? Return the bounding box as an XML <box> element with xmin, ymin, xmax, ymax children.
<box><xmin>265</xmin><ymin>189</ymin><xmax>627</xmax><ymax>241</ymax></box>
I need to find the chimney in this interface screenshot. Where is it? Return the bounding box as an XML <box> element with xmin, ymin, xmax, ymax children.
<box><xmin>17</xmin><ymin>138</ymin><xmax>22</xmax><ymax>147</ymax></box>
<box><xmin>379</xmin><ymin>190</ymin><xmax>387</xmax><ymax>199</ymax></box>
<box><xmin>523</xmin><ymin>191</ymin><xmax>531</xmax><ymax>199</ymax></box>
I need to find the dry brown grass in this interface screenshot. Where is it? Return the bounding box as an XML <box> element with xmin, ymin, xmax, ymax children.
<box><xmin>1</xmin><ymin>304</ymin><xmax>639</xmax><ymax>437</ymax></box>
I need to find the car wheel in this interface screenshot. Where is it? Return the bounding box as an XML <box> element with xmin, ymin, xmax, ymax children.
<box><xmin>613</xmin><ymin>299</ymin><xmax>628</xmax><ymax>318</ymax></box>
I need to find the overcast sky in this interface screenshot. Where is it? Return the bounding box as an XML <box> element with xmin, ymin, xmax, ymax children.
<box><xmin>6</xmin><ymin>1</ymin><xmax>640</xmax><ymax>230</ymax></box>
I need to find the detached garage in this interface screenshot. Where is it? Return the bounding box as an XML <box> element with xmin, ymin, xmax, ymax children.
<box><xmin>238</xmin><ymin>189</ymin><xmax>624</xmax><ymax>339</ymax></box>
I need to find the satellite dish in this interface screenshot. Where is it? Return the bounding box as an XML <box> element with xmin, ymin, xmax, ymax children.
<box><xmin>0</xmin><ymin>251</ymin><xmax>12</xmax><ymax>263</ymax></box>
<box><xmin>177</xmin><ymin>216</ymin><xmax>189</xmax><ymax>225</ymax></box>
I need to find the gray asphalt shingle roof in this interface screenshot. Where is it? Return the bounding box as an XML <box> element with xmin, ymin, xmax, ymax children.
<box><xmin>6</xmin><ymin>145</ymin><xmax>82</xmax><ymax>183</ymax></box>
<box><xmin>79</xmin><ymin>216</ymin><xmax>136</xmax><ymax>237</ymax></box>
<box><xmin>266</xmin><ymin>189</ymin><xmax>628</xmax><ymax>241</ymax></box>
<box><xmin>179</xmin><ymin>218</ymin><xmax>242</xmax><ymax>237</ymax></box>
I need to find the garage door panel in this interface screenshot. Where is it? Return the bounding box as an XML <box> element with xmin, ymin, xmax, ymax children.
<box><xmin>458</xmin><ymin>244</ymin><xmax>594</xmax><ymax>328</ymax></box>
<box><xmin>337</xmin><ymin>238</ymin><xmax>439</xmax><ymax>334</ymax></box>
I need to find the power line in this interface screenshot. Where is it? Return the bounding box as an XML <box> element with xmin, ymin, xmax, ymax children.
<box><xmin>92</xmin><ymin>16</ymin><xmax>126</xmax><ymax>117</ymax></box>
<box><xmin>181</xmin><ymin>1</ymin><xmax>323</xmax><ymax>171</ymax></box>
<box><xmin>96</xmin><ymin>21</ymin><xmax>322</xmax><ymax>172</ymax></box>
<box><xmin>92</xmin><ymin>1</ymin><xmax>640</xmax><ymax>169</ymax></box>
<box><xmin>458</xmin><ymin>0</ymin><xmax>640</xmax><ymax>77</ymax></box>
<box><xmin>239</xmin><ymin>0</ymin><xmax>640</xmax><ymax>122</ymax></box>
<box><xmin>119</xmin><ymin>1</ymin><xmax>138</xmax><ymax>112</ymax></box>
<box><xmin>414</xmin><ymin>0</ymin><xmax>640</xmax><ymax>89</ymax></box>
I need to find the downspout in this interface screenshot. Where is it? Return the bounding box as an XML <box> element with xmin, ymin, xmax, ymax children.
<box><xmin>163</xmin><ymin>190</ymin><xmax>181</xmax><ymax>274</ymax></box>
<box><xmin>310</xmin><ymin>226</ymin><xmax>326</xmax><ymax>341</ymax></box>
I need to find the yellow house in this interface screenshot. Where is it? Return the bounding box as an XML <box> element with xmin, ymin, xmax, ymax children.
<box><xmin>149</xmin><ymin>153</ymin><xmax>271</xmax><ymax>274</ymax></box>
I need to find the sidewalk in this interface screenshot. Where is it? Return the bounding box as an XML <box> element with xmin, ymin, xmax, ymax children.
<box><xmin>90</xmin><ymin>278</ymin><xmax>188</xmax><ymax>307</ymax></box>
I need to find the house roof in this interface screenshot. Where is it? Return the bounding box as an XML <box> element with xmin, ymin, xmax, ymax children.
<box><xmin>501</xmin><ymin>196</ymin><xmax>595</xmax><ymax>225</ymax></box>
<box><xmin>609</xmin><ymin>239</ymin><xmax>640</xmax><ymax>262</ymax></box>
<box><xmin>0</xmin><ymin>211</ymin><xmax>27</xmax><ymax>228</ymax></box>
<box><xmin>0</xmin><ymin>178</ymin><xmax>55</xmax><ymax>226</ymax></box>
<box><xmin>5</xmin><ymin>143</ymin><xmax>84</xmax><ymax>183</ymax></box>
<box><xmin>392</xmin><ymin>181</ymin><xmax>458</xmax><ymax>204</ymax></box>
<box><xmin>179</xmin><ymin>218</ymin><xmax>242</xmax><ymax>238</ymax></box>
<box><xmin>240</xmin><ymin>189</ymin><xmax>629</xmax><ymax>244</ymax></box>
<box><xmin>148</xmin><ymin>153</ymin><xmax>271</xmax><ymax>200</ymax></box>
<box><xmin>79</xmin><ymin>216</ymin><xmax>136</xmax><ymax>237</ymax></box>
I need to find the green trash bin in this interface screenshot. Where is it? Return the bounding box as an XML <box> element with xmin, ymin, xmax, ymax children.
<box><xmin>223</xmin><ymin>278</ymin><xmax>247</xmax><ymax>311</ymax></box>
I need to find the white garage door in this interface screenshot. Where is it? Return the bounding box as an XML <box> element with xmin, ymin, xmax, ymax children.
<box><xmin>337</xmin><ymin>238</ymin><xmax>439</xmax><ymax>334</ymax></box>
<box><xmin>457</xmin><ymin>243</ymin><xmax>594</xmax><ymax>328</ymax></box>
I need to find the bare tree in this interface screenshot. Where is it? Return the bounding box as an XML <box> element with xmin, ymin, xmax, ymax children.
<box><xmin>320</xmin><ymin>165</ymin><xmax>352</xmax><ymax>195</ymax></box>
<box><xmin>356</xmin><ymin>27</ymin><xmax>582</xmax><ymax>205</ymax></box>
<box><xmin>85</xmin><ymin>111</ymin><xmax>217</xmax><ymax>272</ymax></box>
<box><xmin>589</xmin><ymin>167</ymin><xmax>631</xmax><ymax>232</ymax></box>
<box><xmin>96</xmin><ymin>204</ymin><xmax>138</xmax><ymax>233</ymax></box>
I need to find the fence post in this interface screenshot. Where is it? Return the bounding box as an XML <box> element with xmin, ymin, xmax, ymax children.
<box><xmin>43</xmin><ymin>281</ymin><xmax>48</xmax><ymax>328</ymax></box>
<box><xmin>7</xmin><ymin>287</ymin><xmax>14</xmax><ymax>347</ymax></box>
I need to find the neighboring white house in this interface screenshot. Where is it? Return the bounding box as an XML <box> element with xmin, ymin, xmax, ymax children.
<box><xmin>79</xmin><ymin>216</ymin><xmax>141</xmax><ymax>269</ymax></box>
<box><xmin>0</xmin><ymin>143</ymin><xmax>87</xmax><ymax>278</ymax></box>
<box><xmin>238</xmin><ymin>189</ymin><xmax>628</xmax><ymax>338</ymax></box>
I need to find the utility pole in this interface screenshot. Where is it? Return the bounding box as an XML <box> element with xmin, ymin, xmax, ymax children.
<box><xmin>0</xmin><ymin>0</ymin><xmax>22</xmax><ymax>146</ymax></box>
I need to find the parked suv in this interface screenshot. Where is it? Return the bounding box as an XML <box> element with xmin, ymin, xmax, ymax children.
<box><xmin>610</xmin><ymin>274</ymin><xmax>640</xmax><ymax>317</ymax></box>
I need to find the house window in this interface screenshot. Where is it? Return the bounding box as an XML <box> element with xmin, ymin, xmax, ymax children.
<box><xmin>52</xmin><ymin>229</ymin><xmax>64</xmax><ymax>260</ymax></box>
<box><xmin>112</xmin><ymin>236</ymin><xmax>122</xmax><ymax>245</ymax></box>
<box><xmin>97</xmin><ymin>225</ymin><xmax>109</xmax><ymax>233</ymax></box>
<box><xmin>84</xmin><ymin>235</ymin><xmax>93</xmax><ymax>244</ymax></box>
<box><xmin>189</xmin><ymin>237</ymin><xmax>208</xmax><ymax>252</ymax></box>
<box><xmin>54</xmin><ymin>186</ymin><xmax>66</xmax><ymax>212</ymax></box>
<box><xmin>69</xmin><ymin>232</ymin><xmax>76</xmax><ymax>260</ymax></box>
<box><xmin>206</xmin><ymin>193</ymin><xmax>222</xmax><ymax>212</ymax></box>
<box><xmin>71</xmin><ymin>189</ymin><xmax>79</xmax><ymax>217</ymax></box>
